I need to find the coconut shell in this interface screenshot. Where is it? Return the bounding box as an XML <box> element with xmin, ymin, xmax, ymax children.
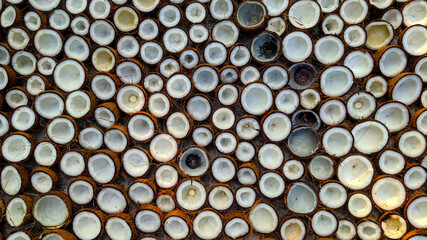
<box><xmin>33</xmin><ymin>191</ymin><xmax>73</xmax><ymax>229</ymax></box>
<box><xmin>30</xmin><ymin>167</ymin><xmax>58</xmax><ymax>193</ymax></box>
<box><xmin>115</xmin><ymin>83</ymin><xmax>147</xmax><ymax>114</ymax></box>
<box><xmin>155</xmin><ymin>189</ymin><xmax>177</xmax><ymax>213</ymax></box>
<box><xmin>154</xmin><ymin>163</ymin><xmax>181</xmax><ymax>189</ymax></box>
<box><xmin>0</xmin><ymin>198</ymin><xmax>4</xmax><ymax>222</ymax></box>
<box><xmin>68</xmin><ymin>176</ymin><xmax>97</xmax><ymax>205</ymax></box>
<box><xmin>279</xmin><ymin>216</ymin><xmax>309</xmax><ymax>240</ymax></box>
<box><xmin>249</xmin><ymin>201</ymin><xmax>280</xmax><ymax>233</ymax></box>
<box><xmin>215</xmin><ymin>83</ymin><xmax>239</xmax><ymax>107</ymax></box>
<box><xmin>248</xmin><ymin>31</ymin><xmax>284</xmax><ymax>63</ymax></box>
<box><xmin>134</xmin><ymin>204</ymin><xmax>164</xmax><ymax>221</ymax></box>
<box><xmin>106</xmin><ymin>124</ymin><xmax>130</xmax><ymax>148</ymax></box>
<box><xmin>320</xmin><ymin>126</ymin><xmax>354</xmax><ymax>158</ymax></box>
<box><xmin>411</xmin><ymin>107</ymin><xmax>427</xmax><ymax>127</ymax></box>
<box><xmin>9</xmin><ymin>105</ymin><xmax>38</xmax><ymax>131</ymax></box>
<box><xmin>1</xmin><ymin>131</ymin><xmax>34</xmax><ymax>163</ymax></box>
<box><xmin>395</xmin><ymin>129</ymin><xmax>427</xmax><ymax>158</ymax></box>
<box><xmin>356</xmin><ymin>219</ymin><xmax>384</xmax><ymax>239</ymax></box>
<box><xmin>90</xmin><ymin>149</ymin><xmax>121</xmax><ymax>183</ymax></box>
<box><xmin>192</xmin><ymin>63</ymin><xmax>219</xmax><ymax>80</ymax></box>
<box><xmin>1</xmin><ymin>5</ymin><xmax>22</xmax><ymax>29</ymax></box>
<box><xmin>156</xmin><ymin>3</ymin><xmax>183</xmax><ymax>27</ymax></box>
<box><xmin>6</xmin><ymin>87</ymin><xmax>29</xmax><ymax>110</ymax></box>
<box><xmin>213</xmin><ymin>130</ymin><xmax>239</xmax><ymax>154</ymax></box>
<box><xmin>211</xmin><ymin>155</ymin><xmax>238</xmax><ymax>183</ymax></box>
<box><xmin>98</xmin><ymin>102</ymin><xmax>121</xmax><ymax>123</ymax></box>
<box><xmin>219</xmin><ymin>65</ymin><xmax>240</xmax><ymax>81</ymax></box>
<box><xmin>176</xmin><ymin>145</ymin><xmax>210</xmax><ymax>177</ymax></box>
<box><xmin>234</xmin><ymin>1</ymin><xmax>268</xmax><ymax>32</ymax></box>
<box><xmin>208</xmin><ymin>183</ymin><xmax>235</xmax><ymax>210</ymax></box>
<box><xmin>91</xmin><ymin>46</ymin><xmax>119</xmax><ymax>72</ymax></box>
<box><xmin>370</xmin><ymin>175</ymin><xmax>407</xmax><ymax>211</ymax></box>
<box><xmin>0</xmin><ymin>42</ymin><xmax>12</xmax><ymax>59</ymax></box>
<box><xmin>91</xmin><ymin>72</ymin><xmax>119</xmax><ymax>92</ymax></box>
<box><xmin>1</xmin><ymin>164</ymin><xmax>29</xmax><ymax>195</ymax></box>
<box><xmin>39</xmin><ymin>229</ymin><xmax>77</xmax><ymax>240</ymax></box>
<box><xmin>6</xmin><ymin>195</ymin><xmax>33</xmax><ymax>227</ymax></box>
<box><xmin>98</xmin><ymin>184</ymin><xmax>129</xmax><ymax>212</ymax></box>
<box><xmin>194</xmin><ymin>124</ymin><xmax>215</xmax><ymax>140</ymax></box>
<box><xmin>339</xmin><ymin>0</ymin><xmax>369</xmax><ymax>24</ymax></box>
<box><xmin>116</xmin><ymin>58</ymin><xmax>144</xmax><ymax>81</ymax></box>
<box><xmin>375</xmin><ymin>148</ymin><xmax>406</xmax><ymax>174</ymax></box>
<box><xmin>374</xmin><ymin>45</ymin><xmax>404</xmax><ymax>65</ymax></box>
<box><xmin>148</xmin><ymin>92</ymin><xmax>172</xmax><ymax>118</ymax></box>
<box><xmin>404</xmin><ymin>193</ymin><xmax>427</xmax><ymax>223</ymax></box>
<box><xmin>238</xmin><ymin>81</ymin><xmax>274</xmax><ymax>115</ymax></box>
<box><xmin>239</xmin><ymin>162</ymin><xmax>260</xmax><ymax>183</ymax></box>
<box><xmin>178</xmin><ymin>47</ymin><xmax>200</xmax><ymax>70</ymax></box>
<box><xmin>346</xmin><ymin>192</ymin><xmax>374</xmax><ymax>218</ymax></box>
<box><xmin>34</xmin><ymin>90</ymin><xmax>66</xmax><ymax>118</ymax></box>
<box><xmin>185</xmin><ymin>93</ymin><xmax>213</xmax><ymax>119</ymax></box>
<box><xmin>388</xmin><ymin>72</ymin><xmax>418</xmax><ymax>97</ymax></box>
<box><xmin>31</xmin><ymin>10</ymin><xmax>48</xmax><ymax>29</ymax></box>
<box><xmin>336</xmin><ymin>153</ymin><xmax>377</xmax><ymax>188</ymax></box>
<box><xmin>188</xmin><ymin>22</ymin><xmax>211</xmax><ymax>46</ymax></box>
<box><xmin>0</xmin><ymin>65</ymin><xmax>16</xmax><ymax>88</ymax></box>
<box><xmin>46</xmin><ymin>115</ymin><xmax>78</xmax><ymax>145</ymax></box>
<box><xmin>66</xmin><ymin>90</ymin><xmax>97</xmax><ymax>119</ymax></box>
<box><xmin>6</xmin><ymin>231</ymin><xmax>34</xmax><ymax>240</ymax></box>
<box><xmin>92</xmin><ymin>18</ymin><xmax>118</xmax><ymax>42</ymax></box>
<box><xmin>378</xmin><ymin>211</ymin><xmax>408</xmax><ymax>236</ymax></box>
<box><xmin>346</xmin><ymin>119</ymin><xmax>389</xmax><ymax>155</ymax></box>
<box><xmin>126</xmin><ymin>179</ymin><xmax>157</xmax><ymax>202</ymax></box>
<box><xmin>73</xmin><ymin>208</ymin><xmax>106</xmax><ymax>238</ymax></box>
<box><xmin>402</xmin><ymin>230</ymin><xmax>427</xmax><ymax>240</ymax></box>
<box><xmin>167</xmin><ymin>111</ymin><xmax>194</xmax><ymax>139</ymax></box>
<box><xmin>112</xmin><ymin>4</ymin><xmax>140</xmax><ymax>24</ymax></box>
<box><xmin>126</xmin><ymin>112</ymin><xmax>158</xmax><ymax>143</ymax></box>
<box><xmin>28</xmin><ymin>73</ymin><xmax>50</xmax><ymax>94</ymax></box>
<box><xmin>398</xmin><ymin>25</ymin><xmax>427</xmax><ymax>56</ymax></box>
<box><xmin>259</xmin><ymin>110</ymin><xmax>292</xmax><ymax>142</ymax></box>
<box><xmin>283</xmin><ymin>181</ymin><xmax>319</xmax><ymax>215</ymax></box>
<box><xmin>163</xmin><ymin>209</ymin><xmax>192</xmax><ymax>238</ymax></box>
<box><xmin>59</xmin><ymin>149</ymin><xmax>88</xmax><ymax>177</ymax></box>
<box><xmin>282</xmin><ymin>159</ymin><xmax>306</xmax><ymax>181</ymax></box>
<box><xmin>164</xmin><ymin>72</ymin><xmax>194</xmax><ymax>101</ymax></box>
<box><xmin>53</xmin><ymin>59</ymin><xmax>88</xmax><ymax>92</ymax></box>
<box><xmin>139</xmin><ymin>40</ymin><xmax>165</xmax><ymax>66</ymax></box>
<box><xmin>317</xmin><ymin>180</ymin><xmax>347</xmax><ymax>210</ymax></box>
<box><xmin>106</xmin><ymin>213</ymin><xmax>137</xmax><ymax>239</ymax></box>
<box><xmin>258</xmin><ymin>170</ymin><xmax>286</xmax><ymax>199</ymax></box>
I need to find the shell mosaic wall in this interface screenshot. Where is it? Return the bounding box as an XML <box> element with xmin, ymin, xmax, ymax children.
<box><xmin>0</xmin><ymin>0</ymin><xmax>426</xmax><ymax>239</ymax></box>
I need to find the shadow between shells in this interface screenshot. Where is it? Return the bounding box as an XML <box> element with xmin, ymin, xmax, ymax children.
<box><xmin>0</xmin><ymin>0</ymin><xmax>426</xmax><ymax>239</ymax></box>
